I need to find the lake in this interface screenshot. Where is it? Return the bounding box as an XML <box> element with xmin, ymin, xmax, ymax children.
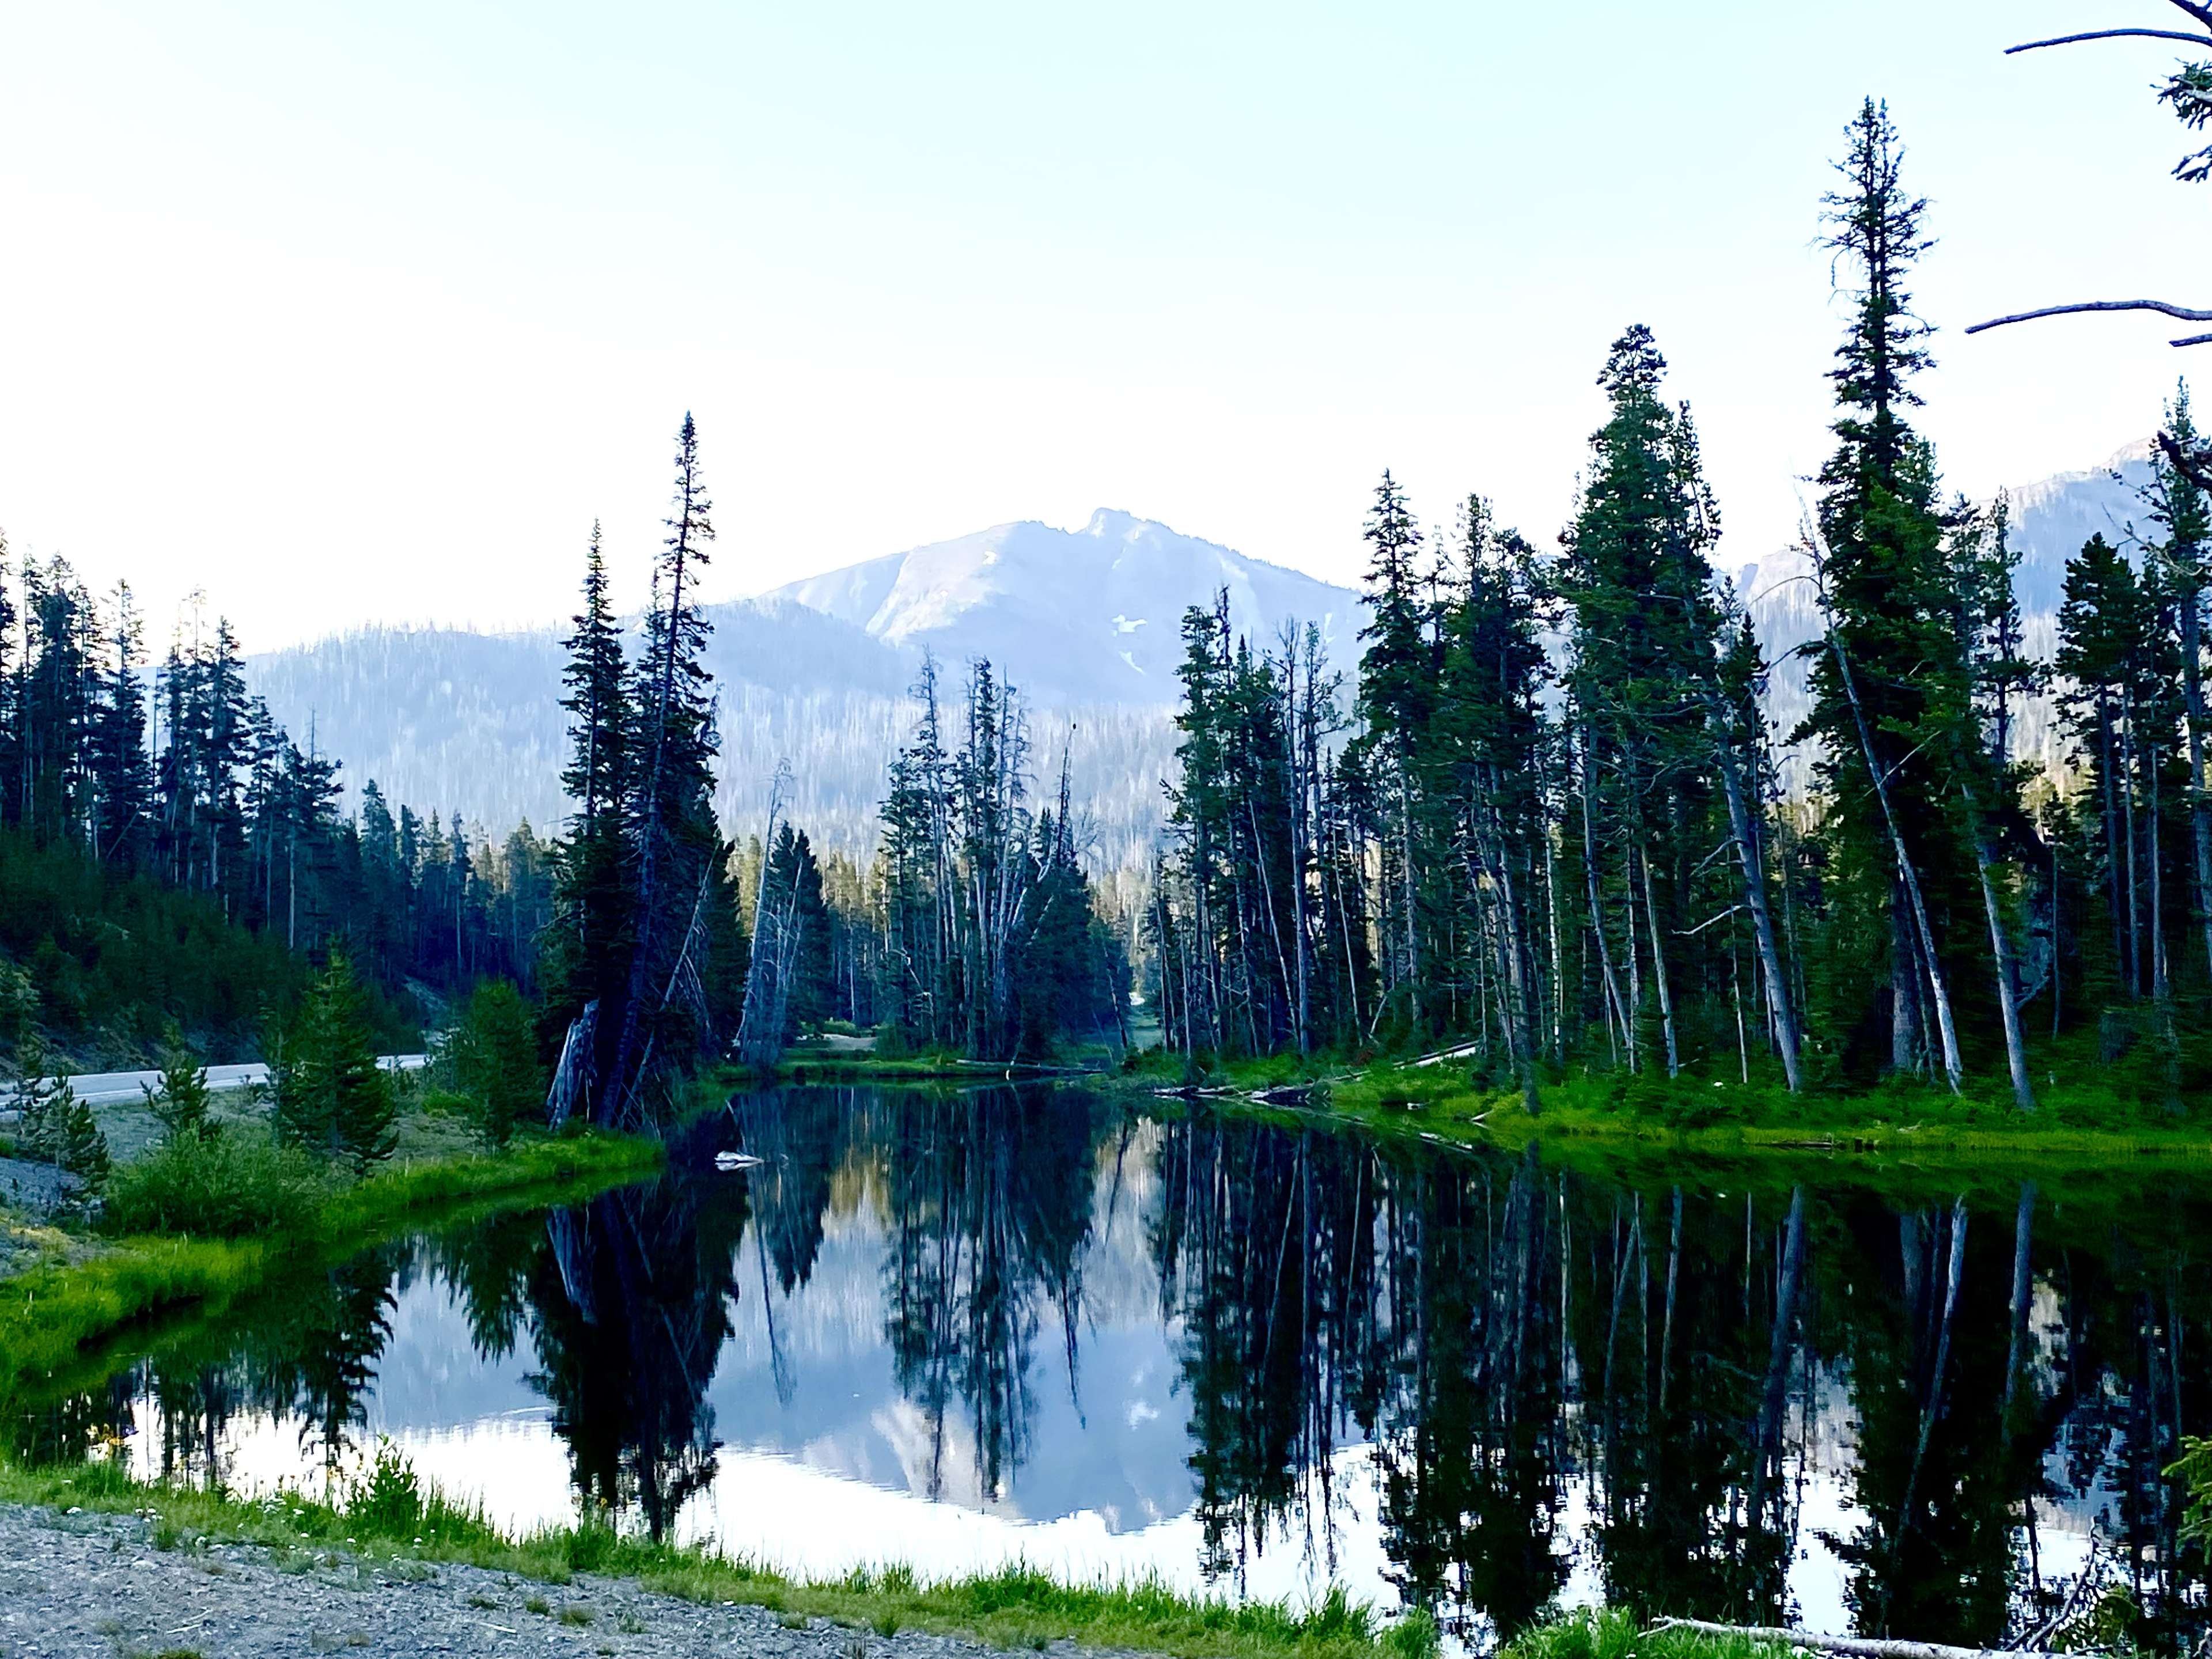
<box><xmin>10</xmin><ymin>1085</ymin><xmax>2211</xmax><ymax>1653</ymax></box>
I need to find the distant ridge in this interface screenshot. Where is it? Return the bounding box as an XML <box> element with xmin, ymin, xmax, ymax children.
<box><xmin>247</xmin><ymin>513</ymin><xmax>1365</xmax><ymax>866</ymax></box>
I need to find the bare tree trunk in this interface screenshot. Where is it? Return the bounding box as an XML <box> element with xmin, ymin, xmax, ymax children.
<box><xmin>2005</xmin><ymin>1180</ymin><xmax>2036</xmax><ymax>1410</ymax></box>
<box><xmin>1399</xmin><ymin>755</ymin><xmax>1419</xmax><ymax>1031</ymax></box>
<box><xmin>1639</xmin><ymin>839</ymin><xmax>1680</xmax><ymax>1078</ymax></box>
<box><xmin>1580</xmin><ymin>732</ymin><xmax>1628</xmax><ymax>1067</ymax></box>
<box><xmin>1892</xmin><ymin>888</ymin><xmax>1922</xmax><ymax>1075</ymax></box>
<box><xmin>1622</xmin><ymin>839</ymin><xmax>1645</xmax><ymax>1074</ymax></box>
<box><xmin>1660</xmin><ymin>1185</ymin><xmax>1683</xmax><ymax>1412</ymax></box>
<box><xmin>2179</xmin><ymin>577</ymin><xmax>2212</xmax><ymax>982</ymax></box>
<box><xmin>1715</xmin><ymin>729</ymin><xmax>1804</xmax><ymax>1089</ymax></box>
<box><xmin>2150</xmin><ymin>741</ymin><xmax>2171</xmax><ymax>1004</ymax></box>
<box><xmin>1967</xmin><ymin>802</ymin><xmax>2037</xmax><ymax>1113</ymax></box>
<box><xmin>2123</xmin><ymin>688</ymin><xmax>2143</xmax><ymax>997</ymax></box>
<box><xmin>2099</xmin><ymin>691</ymin><xmax>2127</xmax><ymax>989</ymax></box>
<box><xmin>1283</xmin><ymin>637</ymin><xmax>1312</xmax><ymax>1056</ymax></box>
<box><xmin>1825</xmin><ymin>619</ymin><xmax>1964</xmax><ymax>1090</ymax></box>
<box><xmin>1544</xmin><ymin>793</ymin><xmax>1564</xmax><ymax>1062</ymax></box>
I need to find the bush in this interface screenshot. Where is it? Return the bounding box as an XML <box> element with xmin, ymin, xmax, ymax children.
<box><xmin>349</xmin><ymin>1439</ymin><xmax>425</xmax><ymax>1534</ymax></box>
<box><xmin>1381</xmin><ymin>1609</ymin><xmax>1440</xmax><ymax>1659</ymax></box>
<box><xmin>104</xmin><ymin>1125</ymin><xmax>329</xmax><ymax>1239</ymax></box>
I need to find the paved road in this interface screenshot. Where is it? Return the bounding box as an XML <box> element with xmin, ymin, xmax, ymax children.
<box><xmin>1</xmin><ymin>1054</ymin><xmax>428</xmax><ymax>1118</ymax></box>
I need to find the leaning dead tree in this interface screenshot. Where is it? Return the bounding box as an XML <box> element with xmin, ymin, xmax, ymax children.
<box><xmin>1969</xmin><ymin>2</ymin><xmax>2212</xmax><ymax>361</ymax></box>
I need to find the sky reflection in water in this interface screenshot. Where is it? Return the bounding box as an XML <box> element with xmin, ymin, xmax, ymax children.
<box><xmin>23</xmin><ymin>1086</ymin><xmax>2211</xmax><ymax>1654</ymax></box>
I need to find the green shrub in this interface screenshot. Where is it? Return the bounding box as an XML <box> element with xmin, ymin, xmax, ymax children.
<box><xmin>1381</xmin><ymin>1609</ymin><xmax>1440</xmax><ymax>1659</ymax></box>
<box><xmin>419</xmin><ymin>1087</ymin><xmax>476</xmax><ymax>1118</ymax></box>
<box><xmin>104</xmin><ymin>1126</ymin><xmax>328</xmax><ymax>1239</ymax></box>
<box><xmin>348</xmin><ymin>1440</ymin><xmax>425</xmax><ymax>1535</ymax></box>
<box><xmin>0</xmin><ymin>956</ymin><xmax>36</xmax><ymax>1045</ymax></box>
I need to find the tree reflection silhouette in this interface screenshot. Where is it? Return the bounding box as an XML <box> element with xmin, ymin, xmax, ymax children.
<box><xmin>14</xmin><ymin>1093</ymin><xmax>2212</xmax><ymax>1657</ymax></box>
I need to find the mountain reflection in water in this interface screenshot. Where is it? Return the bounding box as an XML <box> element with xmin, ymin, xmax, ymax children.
<box><xmin>11</xmin><ymin>1085</ymin><xmax>2212</xmax><ymax>1654</ymax></box>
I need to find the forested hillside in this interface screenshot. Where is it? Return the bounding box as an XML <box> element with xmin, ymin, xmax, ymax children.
<box><xmin>245</xmin><ymin>515</ymin><xmax>1368</xmax><ymax>866</ymax></box>
<box><xmin>0</xmin><ymin>554</ymin><xmax>544</xmax><ymax>1070</ymax></box>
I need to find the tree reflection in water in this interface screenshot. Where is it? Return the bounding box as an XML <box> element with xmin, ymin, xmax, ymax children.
<box><xmin>12</xmin><ymin>1088</ymin><xmax>2212</xmax><ymax>1654</ymax></box>
<box><xmin>522</xmin><ymin>1169</ymin><xmax>747</xmax><ymax>1539</ymax></box>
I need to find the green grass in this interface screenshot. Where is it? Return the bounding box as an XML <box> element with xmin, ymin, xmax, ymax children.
<box><xmin>104</xmin><ymin>1130</ymin><xmax>330</xmax><ymax>1240</ymax></box>
<box><xmin>1501</xmin><ymin>1611</ymin><xmax>1794</xmax><ymax>1659</ymax></box>
<box><xmin>1105</xmin><ymin>1036</ymin><xmax>2212</xmax><ymax>1170</ymax></box>
<box><xmin>0</xmin><ymin>1130</ymin><xmax>664</xmax><ymax>1403</ymax></box>
<box><xmin>0</xmin><ymin>1454</ymin><xmax>1399</xmax><ymax>1659</ymax></box>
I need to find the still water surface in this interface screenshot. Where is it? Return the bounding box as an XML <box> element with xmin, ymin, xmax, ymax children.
<box><xmin>13</xmin><ymin>1086</ymin><xmax>2212</xmax><ymax>1652</ymax></box>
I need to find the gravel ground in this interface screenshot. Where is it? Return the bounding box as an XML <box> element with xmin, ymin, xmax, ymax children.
<box><xmin>0</xmin><ymin>1157</ymin><xmax>79</xmax><ymax>1219</ymax></box>
<box><xmin>0</xmin><ymin>1502</ymin><xmax>1068</xmax><ymax>1659</ymax></box>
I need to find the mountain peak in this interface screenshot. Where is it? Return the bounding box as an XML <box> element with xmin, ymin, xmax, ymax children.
<box><xmin>1082</xmin><ymin>507</ymin><xmax>1142</xmax><ymax>540</ymax></box>
<box><xmin>765</xmin><ymin>512</ymin><xmax>1364</xmax><ymax>706</ymax></box>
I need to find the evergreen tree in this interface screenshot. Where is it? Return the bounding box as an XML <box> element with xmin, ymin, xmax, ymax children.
<box><xmin>560</xmin><ymin>520</ymin><xmax>628</xmax><ymax>835</ymax></box>
<box><xmin>453</xmin><ymin>978</ymin><xmax>542</xmax><ymax>1145</ymax></box>
<box><xmin>87</xmin><ymin>582</ymin><xmax>150</xmax><ymax>868</ymax></box>
<box><xmin>1800</xmin><ymin>99</ymin><xmax>1972</xmax><ymax>1090</ymax></box>
<box><xmin>547</xmin><ymin>416</ymin><xmax>742</xmax><ymax>1123</ymax></box>
<box><xmin>142</xmin><ymin>1021</ymin><xmax>214</xmax><ymax>1141</ymax></box>
<box><xmin>2148</xmin><ymin>383</ymin><xmax>2212</xmax><ymax>984</ymax></box>
<box><xmin>1351</xmin><ymin>472</ymin><xmax>1434</xmax><ymax>1032</ymax></box>
<box><xmin>275</xmin><ymin>948</ymin><xmax>396</xmax><ymax>1167</ymax></box>
<box><xmin>2058</xmin><ymin>534</ymin><xmax>2152</xmax><ymax>999</ymax></box>
<box><xmin>16</xmin><ymin>1041</ymin><xmax>110</xmax><ymax>1188</ymax></box>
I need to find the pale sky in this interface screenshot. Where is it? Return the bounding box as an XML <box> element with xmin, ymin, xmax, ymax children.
<box><xmin>3</xmin><ymin>2</ymin><xmax>2210</xmax><ymax>649</ymax></box>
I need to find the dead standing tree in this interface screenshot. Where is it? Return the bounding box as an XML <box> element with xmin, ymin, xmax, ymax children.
<box><xmin>1969</xmin><ymin>2</ymin><xmax>2212</xmax><ymax>997</ymax></box>
<box><xmin>1969</xmin><ymin>1</ymin><xmax>2212</xmax><ymax>468</ymax></box>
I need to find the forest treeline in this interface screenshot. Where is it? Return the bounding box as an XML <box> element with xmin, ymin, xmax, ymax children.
<box><xmin>0</xmin><ymin>411</ymin><xmax>1126</xmax><ymax>1103</ymax></box>
<box><xmin>1147</xmin><ymin>101</ymin><xmax>2212</xmax><ymax>1111</ymax></box>
<box><xmin>0</xmin><ymin>537</ymin><xmax>546</xmax><ymax>1065</ymax></box>
<box><xmin>536</xmin><ymin>419</ymin><xmax>1126</xmax><ymax>1127</ymax></box>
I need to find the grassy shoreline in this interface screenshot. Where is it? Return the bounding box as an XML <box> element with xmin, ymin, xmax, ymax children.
<box><xmin>0</xmin><ymin>1455</ymin><xmax>1401</xmax><ymax>1659</ymax></box>
<box><xmin>744</xmin><ymin>1047</ymin><xmax>2212</xmax><ymax>1169</ymax></box>
<box><xmin>0</xmin><ymin>1131</ymin><xmax>664</xmax><ymax>1404</ymax></box>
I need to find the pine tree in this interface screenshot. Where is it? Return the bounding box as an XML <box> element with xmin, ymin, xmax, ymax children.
<box><xmin>2149</xmin><ymin>383</ymin><xmax>2212</xmax><ymax>984</ymax></box>
<box><xmin>1801</xmin><ymin>99</ymin><xmax>1970</xmax><ymax>1090</ymax></box>
<box><xmin>17</xmin><ymin>1042</ymin><xmax>110</xmax><ymax>1189</ymax></box>
<box><xmin>1351</xmin><ymin>472</ymin><xmax>1434</xmax><ymax>1033</ymax></box>
<box><xmin>275</xmin><ymin>948</ymin><xmax>396</xmax><ymax>1167</ymax></box>
<box><xmin>141</xmin><ymin>1021</ymin><xmax>214</xmax><ymax>1141</ymax></box>
<box><xmin>88</xmin><ymin>582</ymin><xmax>150</xmax><ymax>867</ymax></box>
<box><xmin>454</xmin><ymin>978</ymin><xmax>542</xmax><ymax>1145</ymax></box>
<box><xmin>551</xmin><ymin>416</ymin><xmax>740</xmax><ymax>1124</ymax></box>
<box><xmin>2058</xmin><ymin>534</ymin><xmax>2152</xmax><ymax>1001</ymax></box>
<box><xmin>560</xmin><ymin>521</ymin><xmax>628</xmax><ymax>836</ymax></box>
<box><xmin>1435</xmin><ymin>496</ymin><xmax>1551</xmax><ymax>1107</ymax></box>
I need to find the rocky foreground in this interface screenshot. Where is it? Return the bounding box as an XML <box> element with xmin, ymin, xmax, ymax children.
<box><xmin>0</xmin><ymin>1502</ymin><xmax>1066</xmax><ymax>1659</ymax></box>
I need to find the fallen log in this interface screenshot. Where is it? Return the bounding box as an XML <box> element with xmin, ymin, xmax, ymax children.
<box><xmin>1649</xmin><ymin>1618</ymin><xmax>2048</xmax><ymax>1659</ymax></box>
